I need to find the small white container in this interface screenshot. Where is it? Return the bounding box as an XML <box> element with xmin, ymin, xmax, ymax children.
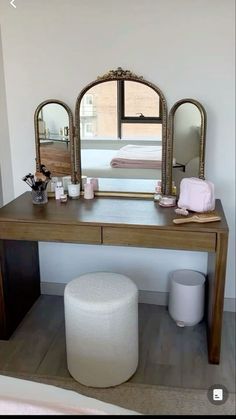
<box><xmin>159</xmin><ymin>195</ymin><xmax>176</xmax><ymax>207</ymax></box>
<box><xmin>50</xmin><ymin>176</ymin><xmax>59</xmax><ymax>193</ymax></box>
<box><xmin>68</xmin><ymin>183</ymin><xmax>80</xmax><ymax>199</ymax></box>
<box><xmin>168</xmin><ymin>269</ymin><xmax>205</xmax><ymax>327</ymax></box>
<box><xmin>60</xmin><ymin>193</ymin><xmax>68</xmax><ymax>203</ymax></box>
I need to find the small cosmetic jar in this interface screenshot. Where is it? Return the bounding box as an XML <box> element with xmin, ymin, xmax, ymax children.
<box><xmin>60</xmin><ymin>193</ymin><xmax>68</xmax><ymax>203</ymax></box>
<box><xmin>159</xmin><ymin>195</ymin><xmax>176</xmax><ymax>207</ymax></box>
<box><xmin>68</xmin><ymin>183</ymin><xmax>80</xmax><ymax>199</ymax></box>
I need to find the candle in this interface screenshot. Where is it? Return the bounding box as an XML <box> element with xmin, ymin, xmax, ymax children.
<box><xmin>68</xmin><ymin>183</ymin><xmax>80</xmax><ymax>199</ymax></box>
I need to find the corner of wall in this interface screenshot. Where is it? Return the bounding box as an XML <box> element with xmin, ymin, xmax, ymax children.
<box><xmin>0</xmin><ymin>24</ymin><xmax>14</xmax><ymax>204</ymax></box>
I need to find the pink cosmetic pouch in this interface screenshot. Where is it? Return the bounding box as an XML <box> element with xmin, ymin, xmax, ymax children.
<box><xmin>178</xmin><ymin>177</ymin><xmax>215</xmax><ymax>213</ymax></box>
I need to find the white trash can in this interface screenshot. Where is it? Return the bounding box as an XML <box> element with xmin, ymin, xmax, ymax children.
<box><xmin>168</xmin><ymin>269</ymin><xmax>205</xmax><ymax>327</ymax></box>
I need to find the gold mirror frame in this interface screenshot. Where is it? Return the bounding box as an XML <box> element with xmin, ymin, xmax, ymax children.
<box><xmin>34</xmin><ymin>99</ymin><xmax>77</xmax><ymax>183</ymax></box>
<box><xmin>74</xmin><ymin>67</ymin><xmax>168</xmax><ymax>198</ymax></box>
<box><xmin>166</xmin><ymin>98</ymin><xmax>207</xmax><ymax>196</ymax></box>
<box><xmin>34</xmin><ymin>75</ymin><xmax>207</xmax><ymax>199</ymax></box>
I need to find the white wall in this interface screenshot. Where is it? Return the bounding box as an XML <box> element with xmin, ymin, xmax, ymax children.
<box><xmin>0</xmin><ymin>27</ymin><xmax>14</xmax><ymax>205</ymax></box>
<box><xmin>0</xmin><ymin>0</ymin><xmax>235</xmax><ymax>298</ymax></box>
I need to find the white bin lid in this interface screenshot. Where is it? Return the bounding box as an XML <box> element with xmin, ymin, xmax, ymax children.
<box><xmin>170</xmin><ymin>269</ymin><xmax>205</xmax><ymax>286</ymax></box>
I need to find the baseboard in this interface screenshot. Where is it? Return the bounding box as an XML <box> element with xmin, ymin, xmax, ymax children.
<box><xmin>223</xmin><ymin>298</ymin><xmax>236</xmax><ymax>312</ymax></box>
<box><xmin>41</xmin><ymin>282</ymin><xmax>66</xmax><ymax>296</ymax></box>
<box><xmin>40</xmin><ymin>282</ymin><xmax>236</xmax><ymax>312</ymax></box>
<box><xmin>138</xmin><ymin>290</ymin><xmax>168</xmax><ymax>306</ymax></box>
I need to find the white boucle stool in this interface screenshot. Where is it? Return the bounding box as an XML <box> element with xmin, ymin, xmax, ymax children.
<box><xmin>64</xmin><ymin>272</ymin><xmax>139</xmax><ymax>388</ymax></box>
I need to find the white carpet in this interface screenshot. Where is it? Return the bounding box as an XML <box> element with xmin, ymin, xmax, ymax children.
<box><xmin>1</xmin><ymin>372</ymin><xmax>235</xmax><ymax>415</ymax></box>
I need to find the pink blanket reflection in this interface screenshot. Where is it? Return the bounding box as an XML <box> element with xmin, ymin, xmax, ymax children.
<box><xmin>110</xmin><ymin>145</ymin><xmax>162</xmax><ymax>169</ymax></box>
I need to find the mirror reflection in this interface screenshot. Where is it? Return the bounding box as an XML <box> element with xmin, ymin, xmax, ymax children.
<box><xmin>77</xmin><ymin>73</ymin><xmax>166</xmax><ymax>194</ymax></box>
<box><xmin>37</xmin><ymin>103</ymin><xmax>72</xmax><ymax>178</ymax></box>
<box><xmin>172</xmin><ymin>102</ymin><xmax>203</xmax><ymax>194</ymax></box>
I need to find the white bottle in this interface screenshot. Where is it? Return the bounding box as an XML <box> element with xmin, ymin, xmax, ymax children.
<box><xmin>154</xmin><ymin>186</ymin><xmax>162</xmax><ymax>202</ymax></box>
<box><xmin>55</xmin><ymin>181</ymin><xmax>64</xmax><ymax>200</ymax></box>
<box><xmin>50</xmin><ymin>176</ymin><xmax>58</xmax><ymax>193</ymax></box>
<box><xmin>154</xmin><ymin>180</ymin><xmax>162</xmax><ymax>202</ymax></box>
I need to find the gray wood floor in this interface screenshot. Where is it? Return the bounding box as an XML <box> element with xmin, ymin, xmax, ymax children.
<box><xmin>0</xmin><ymin>295</ymin><xmax>235</xmax><ymax>393</ymax></box>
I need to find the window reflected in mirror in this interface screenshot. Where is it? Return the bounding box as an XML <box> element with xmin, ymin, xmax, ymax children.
<box><xmin>124</xmin><ymin>81</ymin><xmax>160</xmax><ymax>118</ymax></box>
<box><xmin>80</xmin><ymin>81</ymin><xmax>117</xmax><ymax>140</ymax></box>
<box><xmin>78</xmin><ymin>76</ymin><xmax>166</xmax><ymax>194</ymax></box>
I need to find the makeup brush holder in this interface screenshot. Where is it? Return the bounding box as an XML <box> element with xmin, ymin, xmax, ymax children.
<box><xmin>31</xmin><ymin>189</ymin><xmax>48</xmax><ymax>204</ymax></box>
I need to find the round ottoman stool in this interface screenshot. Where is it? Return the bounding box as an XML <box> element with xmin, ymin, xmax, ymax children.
<box><xmin>64</xmin><ymin>272</ymin><xmax>139</xmax><ymax>388</ymax></box>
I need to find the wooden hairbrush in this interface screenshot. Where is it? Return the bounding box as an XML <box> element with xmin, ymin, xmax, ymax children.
<box><xmin>173</xmin><ymin>211</ymin><xmax>221</xmax><ymax>224</ymax></box>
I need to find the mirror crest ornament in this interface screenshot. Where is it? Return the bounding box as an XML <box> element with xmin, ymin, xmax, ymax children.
<box><xmin>96</xmin><ymin>67</ymin><xmax>145</xmax><ymax>81</ymax></box>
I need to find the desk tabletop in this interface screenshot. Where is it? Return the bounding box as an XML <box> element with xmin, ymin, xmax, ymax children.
<box><xmin>0</xmin><ymin>192</ymin><xmax>228</xmax><ymax>233</ymax></box>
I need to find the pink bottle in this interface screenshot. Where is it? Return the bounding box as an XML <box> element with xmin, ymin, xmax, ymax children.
<box><xmin>84</xmin><ymin>181</ymin><xmax>94</xmax><ymax>199</ymax></box>
<box><xmin>90</xmin><ymin>178</ymin><xmax>99</xmax><ymax>191</ymax></box>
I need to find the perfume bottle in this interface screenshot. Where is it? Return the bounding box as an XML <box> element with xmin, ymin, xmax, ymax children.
<box><xmin>55</xmin><ymin>181</ymin><xmax>64</xmax><ymax>200</ymax></box>
<box><xmin>172</xmin><ymin>181</ymin><xmax>177</xmax><ymax>196</ymax></box>
<box><xmin>64</xmin><ymin>126</ymin><xmax>69</xmax><ymax>137</ymax></box>
<box><xmin>154</xmin><ymin>181</ymin><xmax>162</xmax><ymax>202</ymax></box>
<box><xmin>50</xmin><ymin>176</ymin><xmax>58</xmax><ymax>193</ymax></box>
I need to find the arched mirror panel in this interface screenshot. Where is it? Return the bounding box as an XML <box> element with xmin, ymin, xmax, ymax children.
<box><xmin>167</xmin><ymin>98</ymin><xmax>206</xmax><ymax>195</ymax></box>
<box><xmin>34</xmin><ymin>100</ymin><xmax>77</xmax><ymax>183</ymax></box>
<box><xmin>75</xmin><ymin>68</ymin><xmax>168</xmax><ymax>196</ymax></box>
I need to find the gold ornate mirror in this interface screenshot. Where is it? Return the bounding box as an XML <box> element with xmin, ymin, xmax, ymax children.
<box><xmin>167</xmin><ymin>98</ymin><xmax>206</xmax><ymax>195</ymax></box>
<box><xmin>75</xmin><ymin>68</ymin><xmax>168</xmax><ymax>197</ymax></box>
<box><xmin>34</xmin><ymin>74</ymin><xmax>207</xmax><ymax>199</ymax></box>
<box><xmin>34</xmin><ymin>100</ymin><xmax>77</xmax><ymax>182</ymax></box>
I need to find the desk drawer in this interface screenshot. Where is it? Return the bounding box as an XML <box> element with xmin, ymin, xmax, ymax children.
<box><xmin>0</xmin><ymin>222</ymin><xmax>101</xmax><ymax>244</ymax></box>
<box><xmin>103</xmin><ymin>227</ymin><xmax>216</xmax><ymax>252</ymax></box>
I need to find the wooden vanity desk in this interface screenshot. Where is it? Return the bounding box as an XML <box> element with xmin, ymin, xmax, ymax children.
<box><xmin>0</xmin><ymin>192</ymin><xmax>228</xmax><ymax>364</ymax></box>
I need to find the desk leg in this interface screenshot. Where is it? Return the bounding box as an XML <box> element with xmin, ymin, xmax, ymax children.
<box><xmin>0</xmin><ymin>239</ymin><xmax>40</xmax><ymax>339</ymax></box>
<box><xmin>207</xmin><ymin>232</ymin><xmax>228</xmax><ymax>364</ymax></box>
